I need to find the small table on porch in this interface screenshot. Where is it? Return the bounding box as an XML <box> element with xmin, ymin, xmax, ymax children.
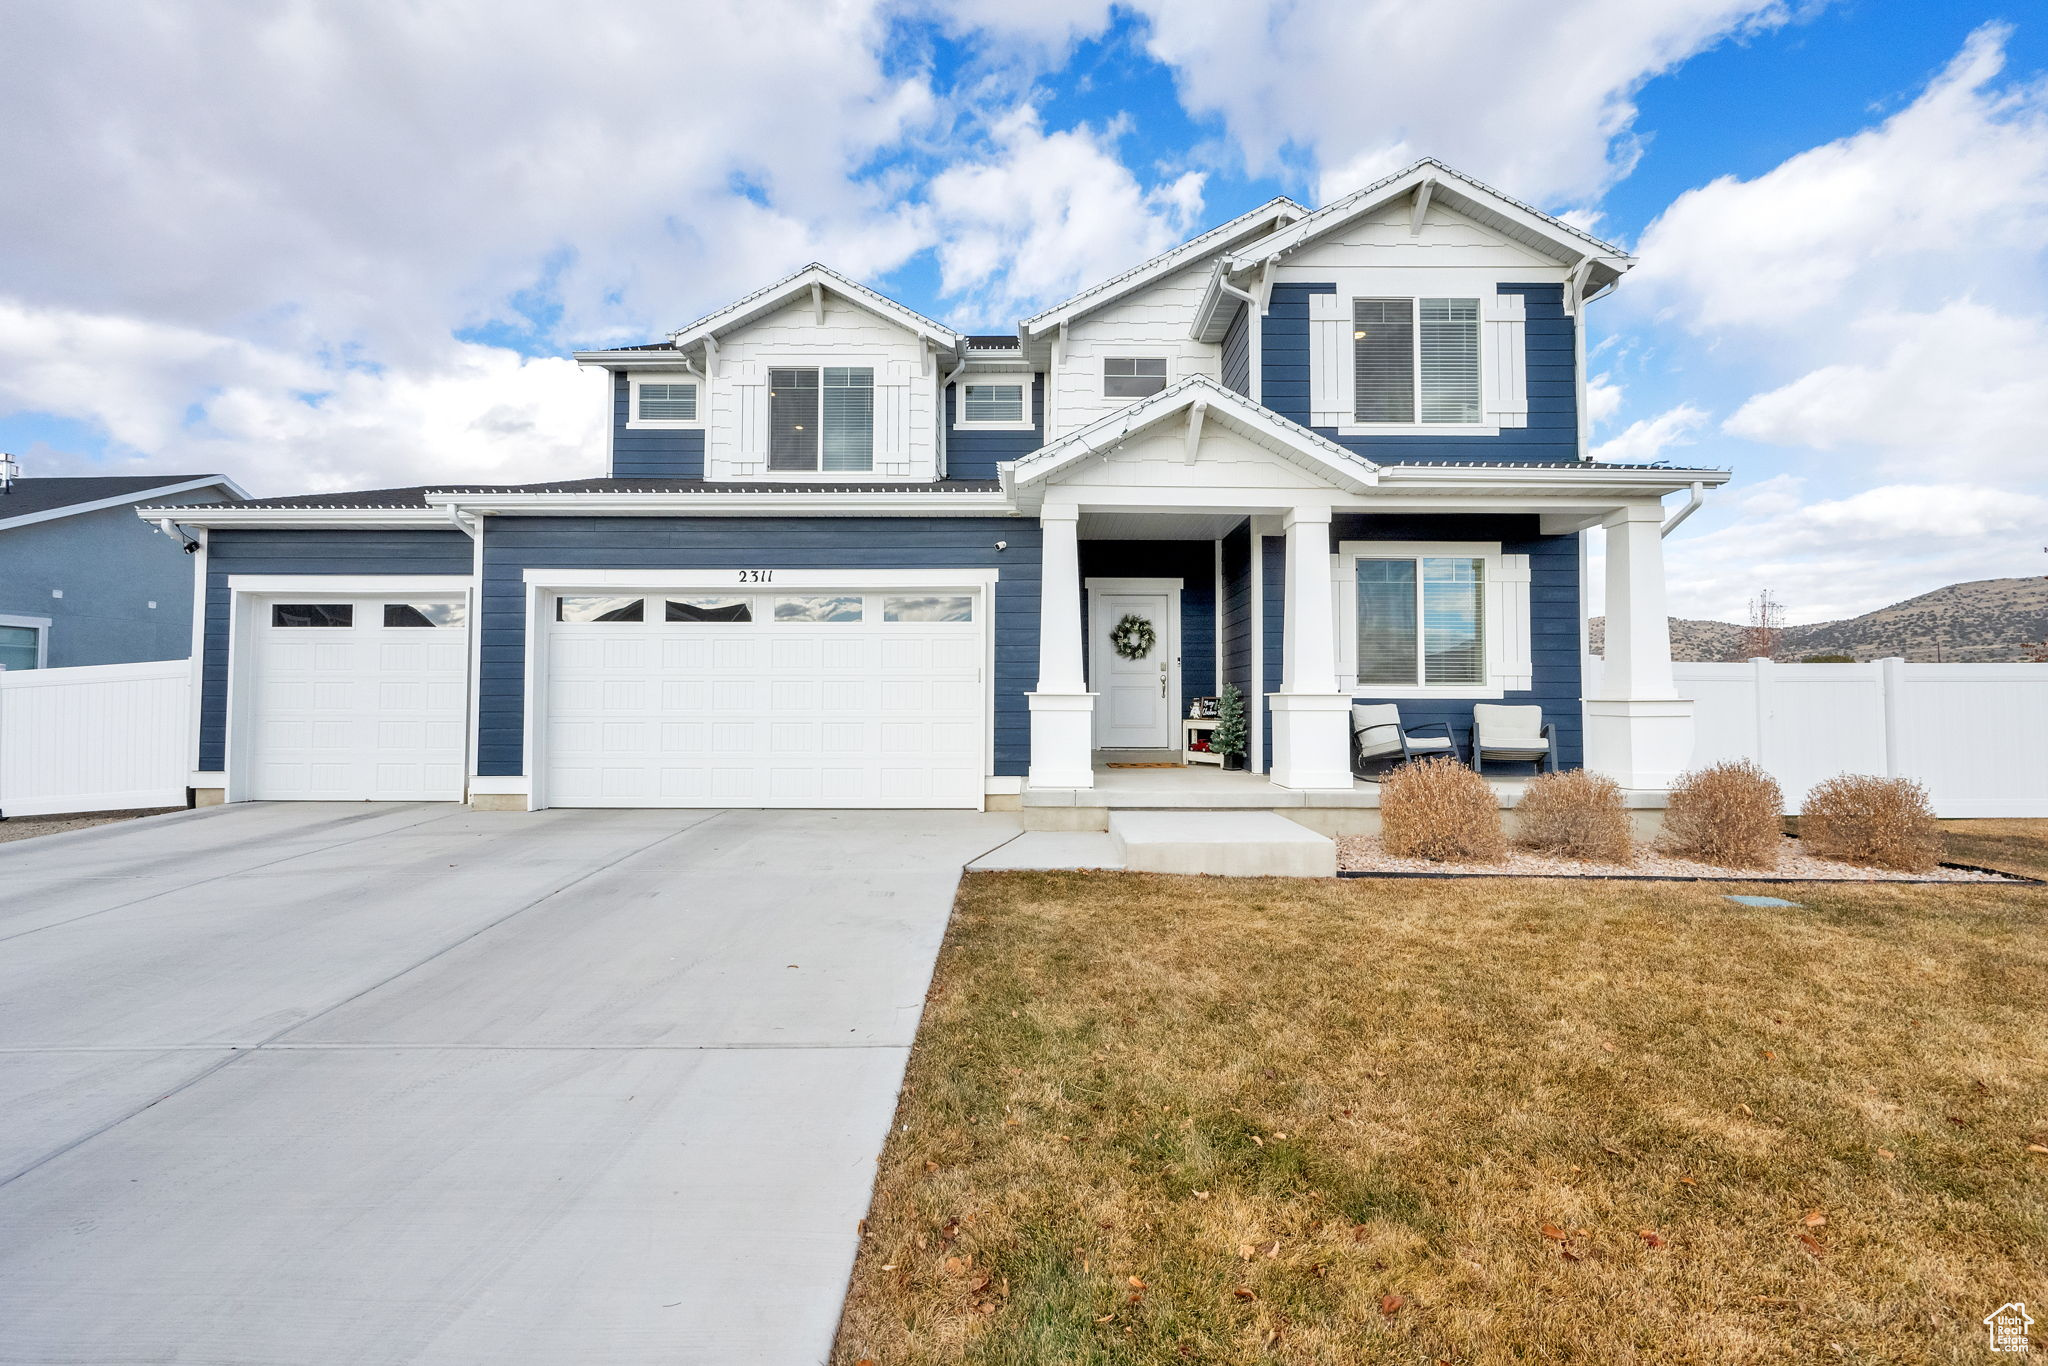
<box><xmin>1181</xmin><ymin>717</ymin><xmax>1224</xmax><ymax>766</ymax></box>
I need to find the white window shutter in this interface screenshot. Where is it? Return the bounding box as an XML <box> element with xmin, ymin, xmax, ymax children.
<box><xmin>732</xmin><ymin>362</ymin><xmax>766</xmax><ymax>469</ymax></box>
<box><xmin>875</xmin><ymin>361</ymin><xmax>914</xmax><ymax>473</ymax></box>
<box><xmin>1488</xmin><ymin>554</ymin><xmax>1533</xmax><ymax>691</ymax></box>
<box><xmin>1482</xmin><ymin>293</ymin><xmax>1528</xmax><ymax>428</ymax></box>
<box><xmin>1308</xmin><ymin>292</ymin><xmax>1349</xmax><ymax>427</ymax></box>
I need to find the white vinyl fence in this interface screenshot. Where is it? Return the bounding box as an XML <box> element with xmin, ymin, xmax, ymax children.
<box><xmin>1589</xmin><ymin>657</ymin><xmax>2048</xmax><ymax>817</ymax></box>
<box><xmin>0</xmin><ymin>660</ymin><xmax>191</xmax><ymax>818</ymax></box>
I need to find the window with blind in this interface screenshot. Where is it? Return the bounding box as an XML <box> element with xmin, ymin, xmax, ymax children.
<box><xmin>769</xmin><ymin>367</ymin><xmax>874</xmax><ymax>471</ymax></box>
<box><xmin>961</xmin><ymin>383</ymin><xmax>1024</xmax><ymax>424</ymax></box>
<box><xmin>1352</xmin><ymin>297</ymin><xmax>1481</xmax><ymax>424</ymax></box>
<box><xmin>1354</xmin><ymin>556</ymin><xmax>1485</xmax><ymax>687</ymax></box>
<box><xmin>635</xmin><ymin>381</ymin><xmax>696</xmax><ymax>422</ymax></box>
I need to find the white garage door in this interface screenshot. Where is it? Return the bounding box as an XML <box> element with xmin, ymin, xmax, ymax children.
<box><xmin>542</xmin><ymin>586</ymin><xmax>986</xmax><ymax>808</ymax></box>
<box><xmin>244</xmin><ymin>596</ymin><xmax>469</xmax><ymax>801</ymax></box>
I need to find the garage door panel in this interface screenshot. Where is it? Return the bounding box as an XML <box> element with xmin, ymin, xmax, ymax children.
<box><xmin>545</xmin><ymin>586</ymin><xmax>984</xmax><ymax>809</ymax></box>
<box><xmin>246</xmin><ymin>597</ymin><xmax>469</xmax><ymax>802</ymax></box>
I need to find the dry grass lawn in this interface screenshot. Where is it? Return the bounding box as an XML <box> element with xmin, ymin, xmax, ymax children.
<box><xmin>1936</xmin><ymin>818</ymin><xmax>2048</xmax><ymax>881</ymax></box>
<box><xmin>835</xmin><ymin>865</ymin><xmax>2048</xmax><ymax>1365</ymax></box>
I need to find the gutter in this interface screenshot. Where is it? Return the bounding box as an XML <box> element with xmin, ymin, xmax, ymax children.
<box><xmin>1660</xmin><ymin>481</ymin><xmax>1707</xmax><ymax>537</ymax></box>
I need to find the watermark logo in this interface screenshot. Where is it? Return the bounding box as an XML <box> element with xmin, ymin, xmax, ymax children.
<box><xmin>1985</xmin><ymin>1302</ymin><xmax>2033</xmax><ymax>1353</ymax></box>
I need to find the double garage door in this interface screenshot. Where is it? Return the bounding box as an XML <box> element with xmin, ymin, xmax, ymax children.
<box><xmin>541</xmin><ymin>585</ymin><xmax>987</xmax><ymax>808</ymax></box>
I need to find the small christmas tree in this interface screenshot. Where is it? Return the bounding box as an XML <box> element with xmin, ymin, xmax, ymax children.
<box><xmin>1211</xmin><ymin>683</ymin><xmax>1248</xmax><ymax>766</ymax></box>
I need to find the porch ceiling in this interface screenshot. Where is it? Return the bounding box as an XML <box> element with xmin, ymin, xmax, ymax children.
<box><xmin>1079</xmin><ymin>510</ymin><xmax>1246</xmax><ymax>540</ymax></box>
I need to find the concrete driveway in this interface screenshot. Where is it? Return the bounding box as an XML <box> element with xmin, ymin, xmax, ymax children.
<box><xmin>0</xmin><ymin>802</ymin><xmax>1020</xmax><ymax>1365</ymax></box>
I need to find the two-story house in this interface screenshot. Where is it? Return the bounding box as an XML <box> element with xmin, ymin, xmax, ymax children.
<box><xmin>143</xmin><ymin>160</ymin><xmax>1727</xmax><ymax>814</ymax></box>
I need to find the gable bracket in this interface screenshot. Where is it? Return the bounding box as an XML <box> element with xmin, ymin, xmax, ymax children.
<box><xmin>810</xmin><ymin>281</ymin><xmax>825</xmax><ymax>324</ymax></box>
<box><xmin>702</xmin><ymin>334</ymin><xmax>721</xmax><ymax>379</ymax></box>
<box><xmin>1183</xmin><ymin>399</ymin><xmax>1208</xmax><ymax>466</ymax></box>
<box><xmin>1408</xmin><ymin>179</ymin><xmax>1435</xmax><ymax>237</ymax></box>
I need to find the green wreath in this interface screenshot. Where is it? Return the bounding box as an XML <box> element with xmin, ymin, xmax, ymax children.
<box><xmin>1110</xmin><ymin>613</ymin><xmax>1157</xmax><ymax>661</ymax></box>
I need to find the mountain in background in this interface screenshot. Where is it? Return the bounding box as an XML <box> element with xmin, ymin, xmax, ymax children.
<box><xmin>1590</xmin><ymin>577</ymin><xmax>2048</xmax><ymax>663</ymax></box>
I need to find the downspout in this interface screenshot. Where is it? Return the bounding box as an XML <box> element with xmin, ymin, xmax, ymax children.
<box><xmin>1660</xmin><ymin>482</ymin><xmax>1706</xmax><ymax>538</ymax></box>
<box><xmin>938</xmin><ymin>355</ymin><xmax>968</xmax><ymax>479</ymax></box>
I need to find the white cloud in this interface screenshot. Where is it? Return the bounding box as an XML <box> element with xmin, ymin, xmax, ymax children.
<box><xmin>1724</xmin><ymin>301</ymin><xmax>2048</xmax><ymax>481</ymax></box>
<box><xmin>1634</xmin><ymin>22</ymin><xmax>2048</xmax><ymax>330</ymax></box>
<box><xmin>923</xmin><ymin>107</ymin><xmax>1206</xmax><ymax>324</ymax></box>
<box><xmin>1585</xmin><ymin>374</ymin><xmax>1625</xmax><ymax>429</ymax></box>
<box><xmin>1591</xmin><ymin>403</ymin><xmax>1709</xmax><ymax>463</ymax></box>
<box><xmin>1128</xmin><ymin>0</ymin><xmax>1797</xmax><ymax>207</ymax></box>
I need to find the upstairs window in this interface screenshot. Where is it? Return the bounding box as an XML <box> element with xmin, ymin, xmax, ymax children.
<box><xmin>962</xmin><ymin>383</ymin><xmax>1023</xmax><ymax>423</ymax></box>
<box><xmin>1352</xmin><ymin>298</ymin><xmax>1481</xmax><ymax>425</ymax></box>
<box><xmin>769</xmin><ymin>367</ymin><xmax>874</xmax><ymax>472</ymax></box>
<box><xmin>626</xmin><ymin>375</ymin><xmax>701</xmax><ymax>428</ymax></box>
<box><xmin>1103</xmin><ymin>356</ymin><xmax>1168</xmax><ymax>399</ymax></box>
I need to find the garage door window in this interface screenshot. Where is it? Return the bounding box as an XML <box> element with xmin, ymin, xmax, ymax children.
<box><xmin>884</xmin><ymin>594</ymin><xmax>973</xmax><ymax>622</ymax></box>
<box><xmin>557</xmin><ymin>596</ymin><xmax>644</xmax><ymax>623</ymax></box>
<box><xmin>774</xmin><ymin>594</ymin><xmax>863</xmax><ymax>623</ymax></box>
<box><xmin>666</xmin><ymin>596</ymin><xmax>752</xmax><ymax>623</ymax></box>
<box><xmin>272</xmin><ymin>603</ymin><xmax>353</xmax><ymax>628</ymax></box>
<box><xmin>385</xmin><ymin>602</ymin><xmax>466</xmax><ymax>628</ymax></box>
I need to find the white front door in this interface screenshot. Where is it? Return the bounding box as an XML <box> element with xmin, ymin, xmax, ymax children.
<box><xmin>1088</xmin><ymin>580</ymin><xmax>1179</xmax><ymax>750</ymax></box>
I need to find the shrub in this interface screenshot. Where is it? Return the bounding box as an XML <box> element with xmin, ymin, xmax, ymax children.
<box><xmin>1380</xmin><ymin>756</ymin><xmax>1506</xmax><ymax>863</ymax></box>
<box><xmin>1660</xmin><ymin>759</ymin><xmax>1784</xmax><ymax>869</ymax></box>
<box><xmin>1513</xmin><ymin>769</ymin><xmax>1635</xmax><ymax>864</ymax></box>
<box><xmin>1799</xmin><ymin>774</ymin><xmax>1943</xmax><ymax>872</ymax></box>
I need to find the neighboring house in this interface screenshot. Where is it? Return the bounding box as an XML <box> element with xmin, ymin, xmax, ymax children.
<box><xmin>0</xmin><ymin>472</ymin><xmax>246</xmax><ymax>670</ymax></box>
<box><xmin>141</xmin><ymin>159</ymin><xmax>1728</xmax><ymax>810</ymax></box>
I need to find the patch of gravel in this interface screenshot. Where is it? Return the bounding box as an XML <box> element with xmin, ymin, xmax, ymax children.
<box><xmin>1336</xmin><ymin>835</ymin><xmax>2019</xmax><ymax>882</ymax></box>
<box><xmin>0</xmin><ymin>807</ymin><xmax>182</xmax><ymax>845</ymax></box>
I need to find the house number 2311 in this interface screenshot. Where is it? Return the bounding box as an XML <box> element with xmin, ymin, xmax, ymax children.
<box><xmin>737</xmin><ymin>569</ymin><xmax>774</xmax><ymax>584</ymax></box>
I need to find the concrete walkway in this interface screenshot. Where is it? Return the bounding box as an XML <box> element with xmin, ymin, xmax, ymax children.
<box><xmin>0</xmin><ymin>802</ymin><xmax>1019</xmax><ymax>1365</ymax></box>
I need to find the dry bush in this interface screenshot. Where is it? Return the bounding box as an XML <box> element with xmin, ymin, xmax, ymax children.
<box><xmin>1380</xmin><ymin>756</ymin><xmax>1506</xmax><ymax>862</ymax></box>
<box><xmin>1660</xmin><ymin>759</ymin><xmax>1784</xmax><ymax>869</ymax></box>
<box><xmin>1513</xmin><ymin>768</ymin><xmax>1635</xmax><ymax>863</ymax></box>
<box><xmin>1800</xmin><ymin>774</ymin><xmax>1943</xmax><ymax>872</ymax></box>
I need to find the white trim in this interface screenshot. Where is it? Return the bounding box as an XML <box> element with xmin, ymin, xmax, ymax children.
<box><xmin>138</xmin><ymin>505</ymin><xmax>450</xmax><ymax>528</ymax></box>
<box><xmin>1086</xmin><ymin>576</ymin><xmax>1182</xmax><ymax>750</ymax></box>
<box><xmin>0</xmin><ymin>476</ymin><xmax>246</xmax><ymax>532</ymax></box>
<box><xmin>519</xmin><ymin>567</ymin><xmax>997</xmax><ymax>591</ymax></box>
<box><xmin>669</xmin><ymin>263</ymin><xmax>963</xmax><ymax>355</ymax></box>
<box><xmin>0</xmin><ymin>613</ymin><xmax>51</xmax><ymax>670</ymax></box>
<box><xmin>624</xmin><ymin>373</ymin><xmax>704</xmax><ymax>429</ymax></box>
<box><xmin>952</xmin><ymin>371</ymin><xmax>1035</xmax><ymax>430</ymax></box>
<box><xmin>226</xmin><ymin>575</ymin><xmax>473</xmax><ymax>595</ymax></box>
<box><xmin>466</xmin><ymin>774</ymin><xmax>530</xmax><ymax>796</ymax></box>
<box><xmin>1249</xmin><ymin>522</ymin><xmax>1267</xmax><ymax>772</ymax></box>
<box><xmin>438</xmin><ymin>492</ymin><xmax>1020</xmax><ymax>517</ymax></box>
<box><xmin>1331</xmin><ymin>539</ymin><xmax>1531</xmax><ymax>699</ymax></box>
<box><xmin>185</xmin><ymin>528</ymin><xmax>207</xmax><ymax>773</ymax></box>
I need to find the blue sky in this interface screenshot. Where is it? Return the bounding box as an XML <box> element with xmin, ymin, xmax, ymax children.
<box><xmin>1</xmin><ymin>1</ymin><xmax>2044</xmax><ymax>623</ymax></box>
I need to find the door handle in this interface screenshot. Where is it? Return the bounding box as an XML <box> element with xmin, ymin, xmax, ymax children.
<box><xmin>1160</xmin><ymin>673</ymin><xmax>1167</xmax><ymax>698</ymax></box>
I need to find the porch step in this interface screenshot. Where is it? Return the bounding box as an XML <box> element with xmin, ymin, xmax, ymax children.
<box><xmin>1108</xmin><ymin>811</ymin><xmax>1336</xmax><ymax>878</ymax></box>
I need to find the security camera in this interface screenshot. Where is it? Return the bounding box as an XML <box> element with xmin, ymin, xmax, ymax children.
<box><xmin>994</xmin><ymin>540</ymin><xmax>1008</xmax><ymax>552</ymax></box>
<box><xmin>182</xmin><ymin>540</ymin><xmax>201</xmax><ymax>554</ymax></box>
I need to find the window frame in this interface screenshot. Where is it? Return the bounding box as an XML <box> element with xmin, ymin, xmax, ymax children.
<box><xmin>1331</xmin><ymin>541</ymin><xmax>1516</xmax><ymax>700</ymax></box>
<box><xmin>0</xmin><ymin>613</ymin><xmax>50</xmax><ymax>671</ymax></box>
<box><xmin>1101</xmin><ymin>355</ymin><xmax>1171</xmax><ymax>401</ymax></box>
<box><xmin>625</xmin><ymin>372</ymin><xmax>703</xmax><ymax>430</ymax></box>
<box><xmin>1333</xmin><ymin>294</ymin><xmax>1496</xmax><ymax>438</ymax></box>
<box><xmin>952</xmin><ymin>370</ymin><xmax>1035</xmax><ymax>431</ymax></box>
<box><xmin>767</xmin><ymin>364</ymin><xmax>876</xmax><ymax>473</ymax></box>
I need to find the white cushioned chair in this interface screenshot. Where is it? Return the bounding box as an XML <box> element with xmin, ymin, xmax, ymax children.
<box><xmin>1350</xmin><ymin>704</ymin><xmax>1460</xmax><ymax>778</ymax></box>
<box><xmin>1471</xmin><ymin>703</ymin><xmax>1558</xmax><ymax>774</ymax></box>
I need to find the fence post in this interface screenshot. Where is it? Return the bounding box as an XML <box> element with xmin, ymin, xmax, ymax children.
<box><xmin>1878</xmin><ymin>657</ymin><xmax>1906</xmax><ymax>781</ymax></box>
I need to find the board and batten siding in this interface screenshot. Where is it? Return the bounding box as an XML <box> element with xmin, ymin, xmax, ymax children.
<box><xmin>1049</xmin><ymin>260</ymin><xmax>1223</xmax><ymax>440</ymax></box>
<box><xmin>476</xmin><ymin>516</ymin><xmax>1040</xmax><ymax>779</ymax></box>
<box><xmin>1077</xmin><ymin>540</ymin><xmax>1217</xmax><ymax>721</ymax></box>
<box><xmin>1264</xmin><ymin>281</ymin><xmax>1576</xmax><ymax>463</ymax></box>
<box><xmin>1260</xmin><ymin>514</ymin><xmax>1582</xmax><ymax>771</ymax></box>
<box><xmin>704</xmin><ymin>293</ymin><xmax>937</xmax><ymax>481</ymax></box>
<box><xmin>611</xmin><ymin>372</ymin><xmax>705</xmax><ymax>479</ymax></box>
<box><xmin>197</xmin><ymin>529</ymin><xmax>476</xmax><ymax>771</ymax></box>
<box><xmin>945</xmin><ymin>374</ymin><xmax>1043</xmax><ymax>481</ymax></box>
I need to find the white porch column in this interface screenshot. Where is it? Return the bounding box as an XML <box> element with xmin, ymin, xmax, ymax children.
<box><xmin>1584</xmin><ymin>503</ymin><xmax>1694</xmax><ymax>790</ymax></box>
<box><xmin>1027</xmin><ymin>504</ymin><xmax>1095</xmax><ymax>789</ymax></box>
<box><xmin>1268</xmin><ymin>505</ymin><xmax>1353</xmax><ymax>789</ymax></box>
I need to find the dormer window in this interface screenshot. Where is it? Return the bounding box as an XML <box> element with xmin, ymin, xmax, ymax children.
<box><xmin>770</xmin><ymin>367</ymin><xmax>874</xmax><ymax>472</ymax></box>
<box><xmin>1103</xmin><ymin>356</ymin><xmax>1168</xmax><ymax>399</ymax></box>
<box><xmin>626</xmin><ymin>374</ymin><xmax>702</xmax><ymax>429</ymax></box>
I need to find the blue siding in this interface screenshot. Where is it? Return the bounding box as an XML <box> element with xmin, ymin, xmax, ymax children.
<box><xmin>1260</xmin><ymin>515</ymin><xmax>1582</xmax><ymax>772</ymax></box>
<box><xmin>1264</xmin><ymin>282</ymin><xmax>1577</xmax><ymax>464</ymax></box>
<box><xmin>198</xmin><ymin>529</ymin><xmax>475</xmax><ymax>770</ymax></box>
<box><xmin>945</xmin><ymin>374</ymin><xmax>1044</xmax><ymax>481</ymax></box>
<box><xmin>1077</xmin><ymin>540</ymin><xmax>1217</xmax><ymax>721</ymax></box>
<box><xmin>611</xmin><ymin>372</ymin><xmax>705</xmax><ymax>478</ymax></box>
<box><xmin>1219</xmin><ymin>521</ymin><xmax>1251</xmax><ymax>701</ymax></box>
<box><xmin>477</xmin><ymin>516</ymin><xmax>1039</xmax><ymax>777</ymax></box>
<box><xmin>0</xmin><ymin>494</ymin><xmax>218</xmax><ymax>668</ymax></box>
<box><xmin>1219</xmin><ymin>302</ymin><xmax>1250</xmax><ymax>397</ymax></box>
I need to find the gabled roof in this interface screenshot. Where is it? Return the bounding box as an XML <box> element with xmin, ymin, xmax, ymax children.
<box><xmin>1006</xmin><ymin>374</ymin><xmax>1380</xmax><ymax>496</ymax></box>
<box><xmin>1</xmin><ymin>474</ymin><xmax>245</xmax><ymax>532</ymax></box>
<box><xmin>667</xmin><ymin>262</ymin><xmax>964</xmax><ymax>354</ymax></box>
<box><xmin>1019</xmin><ymin>197</ymin><xmax>1308</xmax><ymax>336</ymax></box>
<box><xmin>1225</xmin><ymin>158</ymin><xmax>1631</xmax><ymax>282</ymax></box>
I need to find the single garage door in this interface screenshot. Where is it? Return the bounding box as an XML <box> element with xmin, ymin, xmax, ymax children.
<box><xmin>244</xmin><ymin>595</ymin><xmax>470</xmax><ymax>800</ymax></box>
<box><xmin>542</xmin><ymin>586</ymin><xmax>986</xmax><ymax>808</ymax></box>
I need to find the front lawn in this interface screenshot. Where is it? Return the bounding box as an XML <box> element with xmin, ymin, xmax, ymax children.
<box><xmin>835</xmin><ymin>869</ymin><xmax>2048</xmax><ymax>1364</ymax></box>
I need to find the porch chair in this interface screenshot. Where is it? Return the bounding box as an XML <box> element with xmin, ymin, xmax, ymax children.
<box><xmin>1350</xmin><ymin>704</ymin><xmax>1460</xmax><ymax>779</ymax></box>
<box><xmin>1470</xmin><ymin>703</ymin><xmax>1558</xmax><ymax>774</ymax></box>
